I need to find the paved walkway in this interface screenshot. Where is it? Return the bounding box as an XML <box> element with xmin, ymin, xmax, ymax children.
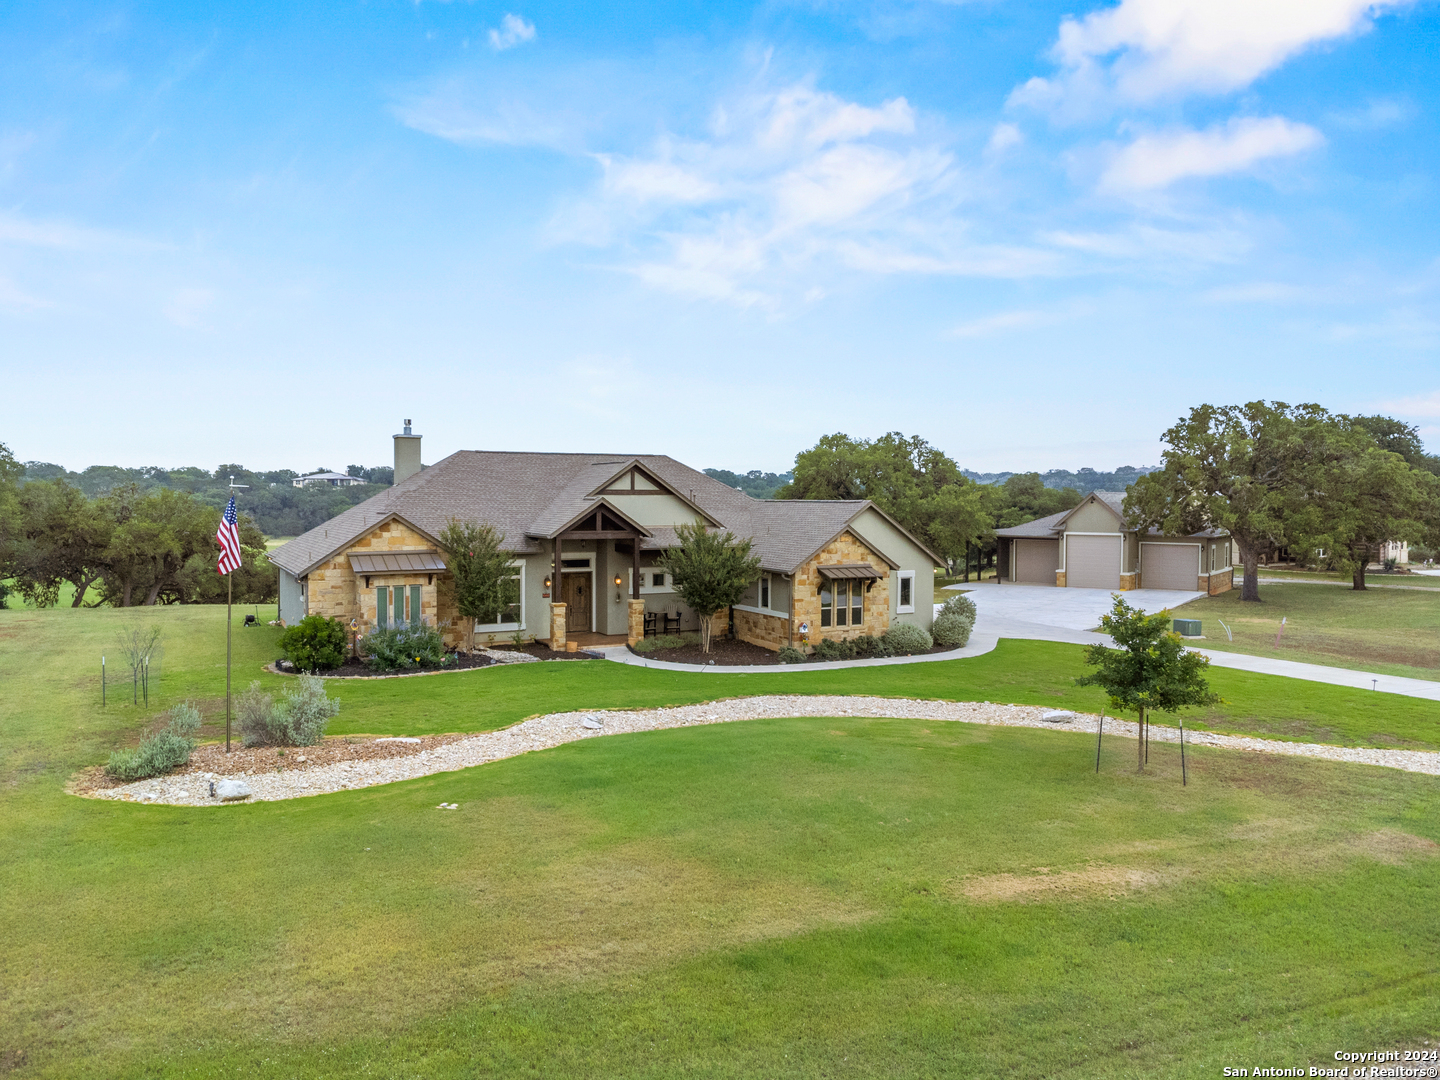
<box><xmin>602</xmin><ymin>582</ymin><xmax>1440</xmax><ymax>702</ymax></box>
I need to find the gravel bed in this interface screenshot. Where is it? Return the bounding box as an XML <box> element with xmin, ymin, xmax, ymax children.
<box><xmin>82</xmin><ymin>696</ymin><xmax>1440</xmax><ymax>807</ymax></box>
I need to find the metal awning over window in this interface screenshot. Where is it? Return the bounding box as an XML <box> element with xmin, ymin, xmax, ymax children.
<box><xmin>817</xmin><ymin>562</ymin><xmax>882</xmax><ymax>580</ymax></box>
<box><xmin>348</xmin><ymin>551</ymin><xmax>447</xmax><ymax>574</ymax></box>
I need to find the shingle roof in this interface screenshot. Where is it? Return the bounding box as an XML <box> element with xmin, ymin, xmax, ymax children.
<box><xmin>269</xmin><ymin>451</ymin><xmax>942</xmax><ymax>578</ymax></box>
<box><xmin>993</xmin><ymin>510</ymin><xmax>1068</xmax><ymax>539</ymax></box>
<box><xmin>993</xmin><ymin>490</ymin><xmax>1229</xmax><ymax>540</ymax></box>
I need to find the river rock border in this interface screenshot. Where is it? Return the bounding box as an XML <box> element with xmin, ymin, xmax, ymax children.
<box><xmin>83</xmin><ymin>696</ymin><xmax>1440</xmax><ymax>807</ymax></box>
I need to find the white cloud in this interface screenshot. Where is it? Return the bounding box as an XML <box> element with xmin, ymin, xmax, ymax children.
<box><xmin>488</xmin><ymin>14</ymin><xmax>536</xmax><ymax>51</ymax></box>
<box><xmin>1376</xmin><ymin>390</ymin><xmax>1440</xmax><ymax>418</ymax></box>
<box><xmin>1016</xmin><ymin>0</ymin><xmax>1409</xmax><ymax>113</ymax></box>
<box><xmin>984</xmin><ymin>122</ymin><xmax>1023</xmax><ymax>157</ymax></box>
<box><xmin>1099</xmin><ymin>116</ymin><xmax>1323</xmax><ymax>190</ymax></box>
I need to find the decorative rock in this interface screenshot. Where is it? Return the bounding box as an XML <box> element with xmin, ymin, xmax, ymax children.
<box><xmin>215</xmin><ymin>779</ymin><xmax>253</xmax><ymax>801</ymax></box>
<box><xmin>1041</xmin><ymin>710</ymin><xmax>1075</xmax><ymax>723</ymax></box>
<box><xmin>376</xmin><ymin>737</ymin><xmax>422</xmax><ymax>744</ymax></box>
<box><xmin>581</xmin><ymin>718</ymin><xmax>603</xmax><ymax>730</ymax></box>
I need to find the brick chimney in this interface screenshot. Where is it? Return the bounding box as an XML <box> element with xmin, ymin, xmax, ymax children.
<box><xmin>393</xmin><ymin>419</ymin><xmax>422</xmax><ymax>485</ymax></box>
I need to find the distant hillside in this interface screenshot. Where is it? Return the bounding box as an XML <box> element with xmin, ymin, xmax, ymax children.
<box><xmin>703</xmin><ymin>468</ymin><xmax>794</xmax><ymax>500</ymax></box>
<box><xmin>21</xmin><ymin>461</ymin><xmax>395</xmax><ymax>537</ymax></box>
<box><xmin>961</xmin><ymin>466</ymin><xmax>1158</xmax><ymax>491</ymax></box>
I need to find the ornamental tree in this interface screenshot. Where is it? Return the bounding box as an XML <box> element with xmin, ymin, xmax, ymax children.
<box><xmin>437</xmin><ymin>518</ymin><xmax>517</xmax><ymax>652</ymax></box>
<box><xmin>658</xmin><ymin>518</ymin><xmax>761</xmax><ymax>654</ymax></box>
<box><xmin>1077</xmin><ymin>595</ymin><xmax>1221</xmax><ymax>774</ymax></box>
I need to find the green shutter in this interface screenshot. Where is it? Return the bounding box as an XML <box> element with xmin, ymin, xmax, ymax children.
<box><xmin>393</xmin><ymin>586</ymin><xmax>405</xmax><ymax>626</ymax></box>
<box><xmin>376</xmin><ymin>586</ymin><xmax>388</xmax><ymax>629</ymax></box>
<box><xmin>409</xmin><ymin>585</ymin><xmax>422</xmax><ymax>627</ymax></box>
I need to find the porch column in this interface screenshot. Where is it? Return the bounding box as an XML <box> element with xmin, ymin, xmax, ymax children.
<box><xmin>631</xmin><ymin>533</ymin><xmax>641</xmax><ymax>599</ymax></box>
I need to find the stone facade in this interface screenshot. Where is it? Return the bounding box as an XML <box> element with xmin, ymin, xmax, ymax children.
<box><xmin>733</xmin><ymin>608</ymin><xmax>789</xmax><ymax>651</ymax></box>
<box><xmin>1055</xmin><ymin>570</ymin><xmax>1067</xmax><ymax>587</ymax></box>
<box><xmin>1119</xmin><ymin>573</ymin><xmax>1137</xmax><ymax>591</ymax></box>
<box><xmin>627</xmin><ymin>599</ymin><xmax>645</xmax><ymax>646</ymax></box>
<box><xmin>550</xmin><ymin>603</ymin><xmax>568</xmax><ymax>649</ymax></box>
<box><xmin>788</xmin><ymin>532</ymin><xmax>890</xmax><ymax>652</ymax></box>
<box><xmin>1204</xmin><ymin>569</ymin><xmax>1234</xmax><ymax>595</ymax></box>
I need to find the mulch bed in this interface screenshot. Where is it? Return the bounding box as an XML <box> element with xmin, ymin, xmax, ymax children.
<box><xmin>301</xmin><ymin>653</ymin><xmax>497</xmax><ymax>678</ymax></box>
<box><xmin>488</xmin><ymin>644</ymin><xmax>605</xmax><ymax>661</ymax></box>
<box><xmin>68</xmin><ymin>732</ymin><xmax>469</xmax><ymax>794</ymax></box>
<box><xmin>628</xmin><ymin>638</ymin><xmax>963</xmax><ymax>666</ymax></box>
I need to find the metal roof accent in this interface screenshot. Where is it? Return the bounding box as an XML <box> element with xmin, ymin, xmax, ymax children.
<box><xmin>348</xmin><ymin>551</ymin><xmax>447</xmax><ymax>574</ymax></box>
<box><xmin>817</xmin><ymin>562</ymin><xmax>883</xmax><ymax>580</ymax></box>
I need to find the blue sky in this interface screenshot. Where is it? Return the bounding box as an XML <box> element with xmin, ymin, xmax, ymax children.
<box><xmin>3</xmin><ymin>0</ymin><xmax>1438</xmax><ymax>474</ymax></box>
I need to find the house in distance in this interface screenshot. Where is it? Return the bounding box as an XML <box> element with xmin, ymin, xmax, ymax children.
<box><xmin>270</xmin><ymin>422</ymin><xmax>943</xmax><ymax>650</ymax></box>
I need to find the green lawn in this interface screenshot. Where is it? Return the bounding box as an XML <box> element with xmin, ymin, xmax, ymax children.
<box><xmin>1252</xmin><ymin>566</ymin><xmax>1440</xmax><ymax>588</ymax></box>
<box><xmin>1</xmin><ymin>578</ymin><xmax>82</xmax><ymax>609</ymax></box>
<box><xmin>1173</xmin><ymin>582</ymin><xmax>1440</xmax><ymax>682</ymax></box>
<box><xmin>2</xmin><ymin>604</ymin><xmax>1439</xmax><ymax>1077</ymax></box>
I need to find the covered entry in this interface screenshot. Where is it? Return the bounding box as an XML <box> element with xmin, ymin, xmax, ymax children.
<box><xmin>1012</xmin><ymin>539</ymin><xmax>1059</xmax><ymax>584</ymax></box>
<box><xmin>1065</xmin><ymin>535</ymin><xmax>1121</xmax><ymax>590</ymax></box>
<box><xmin>1141</xmin><ymin>543</ymin><xmax>1198</xmax><ymax>591</ymax></box>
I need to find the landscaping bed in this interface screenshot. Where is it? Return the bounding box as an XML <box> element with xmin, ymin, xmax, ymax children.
<box><xmin>69</xmin><ymin>731</ymin><xmax>467</xmax><ymax>794</ymax></box>
<box><xmin>490</xmin><ymin>642</ymin><xmax>606</xmax><ymax>661</ymax></box>
<box><xmin>271</xmin><ymin>643</ymin><xmax>604</xmax><ymax>677</ymax></box>
<box><xmin>628</xmin><ymin>638</ymin><xmax>964</xmax><ymax>666</ymax></box>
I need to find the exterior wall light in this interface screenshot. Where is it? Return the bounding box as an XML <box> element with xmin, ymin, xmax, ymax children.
<box><xmin>614</xmin><ymin>574</ymin><xmax>623</xmax><ymax>601</ymax></box>
<box><xmin>544</xmin><ymin>576</ymin><xmax>552</xmax><ymax>589</ymax></box>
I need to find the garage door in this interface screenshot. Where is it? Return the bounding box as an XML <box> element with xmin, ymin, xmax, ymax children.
<box><xmin>1065</xmin><ymin>535</ymin><xmax>1121</xmax><ymax>589</ymax></box>
<box><xmin>1142</xmin><ymin>543</ymin><xmax>1198</xmax><ymax>591</ymax></box>
<box><xmin>1014</xmin><ymin>539</ymin><xmax>1059</xmax><ymax>584</ymax></box>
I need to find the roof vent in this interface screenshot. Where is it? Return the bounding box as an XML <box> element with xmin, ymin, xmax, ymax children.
<box><xmin>403</xmin><ymin>419</ymin><xmax>412</xmax><ymax>435</ymax></box>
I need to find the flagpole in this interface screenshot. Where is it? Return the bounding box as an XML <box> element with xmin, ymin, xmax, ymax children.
<box><xmin>226</xmin><ymin>570</ymin><xmax>233</xmax><ymax>753</ymax></box>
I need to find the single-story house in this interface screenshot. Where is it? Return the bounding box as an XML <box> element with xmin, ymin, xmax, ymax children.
<box><xmin>269</xmin><ymin>428</ymin><xmax>944</xmax><ymax>651</ymax></box>
<box><xmin>993</xmin><ymin>491</ymin><xmax>1233</xmax><ymax>594</ymax></box>
<box><xmin>292</xmin><ymin>471</ymin><xmax>365</xmax><ymax>488</ymax></box>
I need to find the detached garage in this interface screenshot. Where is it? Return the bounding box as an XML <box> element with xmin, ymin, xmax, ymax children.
<box><xmin>1140</xmin><ymin>542</ymin><xmax>1199</xmax><ymax>592</ymax></box>
<box><xmin>995</xmin><ymin>490</ymin><xmax>1233</xmax><ymax>594</ymax></box>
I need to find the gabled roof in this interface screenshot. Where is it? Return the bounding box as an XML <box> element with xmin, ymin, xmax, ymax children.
<box><xmin>992</xmin><ymin>490</ymin><xmax>1229</xmax><ymax>540</ymax></box>
<box><xmin>269</xmin><ymin>449</ymin><xmax>945</xmax><ymax>578</ymax></box>
<box><xmin>1054</xmin><ymin>490</ymin><xmax>1127</xmax><ymax>530</ymax></box>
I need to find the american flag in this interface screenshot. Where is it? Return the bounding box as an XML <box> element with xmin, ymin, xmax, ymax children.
<box><xmin>217</xmin><ymin>497</ymin><xmax>242</xmax><ymax>575</ymax></box>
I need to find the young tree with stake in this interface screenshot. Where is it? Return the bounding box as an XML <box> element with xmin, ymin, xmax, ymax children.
<box><xmin>1077</xmin><ymin>596</ymin><xmax>1221</xmax><ymax>775</ymax></box>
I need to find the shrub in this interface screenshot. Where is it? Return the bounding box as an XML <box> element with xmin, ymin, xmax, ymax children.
<box><xmin>851</xmin><ymin>635</ymin><xmax>891</xmax><ymax>659</ymax></box>
<box><xmin>814</xmin><ymin>637</ymin><xmax>856</xmax><ymax>662</ymax></box>
<box><xmin>777</xmin><ymin>645</ymin><xmax>807</xmax><ymax>664</ymax></box>
<box><xmin>938</xmin><ymin>593</ymin><xmax>977</xmax><ymax>623</ymax></box>
<box><xmin>276</xmin><ymin>675</ymin><xmax>340</xmax><ymax>746</ymax></box>
<box><xmin>106</xmin><ymin>701</ymin><xmax>202</xmax><ymax>780</ymax></box>
<box><xmin>364</xmin><ymin>624</ymin><xmax>447</xmax><ymax>672</ymax></box>
<box><xmin>883</xmin><ymin>622</ymin><xmax>932</xmax><ymax>655</ymax></box>
<box><xmin>237</xmin><ymin>681</ymin><xmax>281</xmax><ymax>748</ymax></box>
<box><xmin>631</xmin><ymin>634</ymin><xmax>693</xmax><ymax>654</ymax></box>
<box><xmin>932</xmin><ymin>612</ymin><xmax>972</xmax><ymax>649</ymax></box>
<box><xmin>278</xmin><ymin>615</ymin><xmax>348</xmax><ymax>672</ymax></box>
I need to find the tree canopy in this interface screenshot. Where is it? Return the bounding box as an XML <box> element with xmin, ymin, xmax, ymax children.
<box><xmin>659</xmin><ymin>519</ymin><xmax>761</xmax><ymax>653</ymax></box>
<box><xmin>776</xmin><ymin>432</ymin><xmax>990</xmax><ymax>562</ymax></box>
<box><xmin>437</xmin><ymin>519</ymin><xmax>519</xmax><ymax>650</ymax></box>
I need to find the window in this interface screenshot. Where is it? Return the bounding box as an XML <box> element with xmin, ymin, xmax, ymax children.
<box><xmin>819</xmin><ymin>579</ymin><xmax>864</xmax><ymax>628</ymax></box>
<box><xmin>628</xmin><ymin>569</ymin><xmax>674</xmax><ymax>594</ymax></box>
<box><xmin>374</xmin><ymin>585</ymin><xmax>420</xmax><ymax>628</ymax></box>
<box><xmin>652</xmin><ymin>572</ymin><xmax>666</xmax><ymax>588</ymax></box>
<box><xmin>759</xmin><ymin>573</ymin><xmax>771</xmax><ymax>610</ymax></box>
<box><xmin>561</xmin><ymin>558</ymin><xmax>591</xmax><ymax>569</ymax></box>
<box><xmin>474</xmin><ymin>561</ymin><xmax>525</xmax><ymax>631</ymax></box>
<box><xmin>896</xmin><ymin>571</ymin><xmax>915</xmax><ymax>614</ymax></box>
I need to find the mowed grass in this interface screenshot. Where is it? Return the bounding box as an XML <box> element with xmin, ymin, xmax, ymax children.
<box><xmin>2</xmin><ymin>605</ymin><xmax>1439</xmax><ymax>1077</ymax></box>
<box><xmin>1255</xmin><ymin>566</ymin><xmax>1440</xmax><ymax>588</ymax></box>
<box><xmin>1173</xmin><ymin>582</ymin><xmax>1440</xmax><ymax>683</ymax></box>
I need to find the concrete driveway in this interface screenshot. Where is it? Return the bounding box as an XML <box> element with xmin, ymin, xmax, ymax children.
<box><xmin>942</xmin><ymin>582</ymin><xmax>1204</xmax><ymax>633</ymax></box>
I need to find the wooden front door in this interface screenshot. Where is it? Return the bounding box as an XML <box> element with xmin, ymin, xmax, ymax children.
<box><xmin>562</xmin><ymin>573</ymin><xmax>591</xmax><ymax>632</ymax></box>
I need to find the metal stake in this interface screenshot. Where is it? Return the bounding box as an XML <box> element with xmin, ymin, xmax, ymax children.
<box><xmin>102</xmin><ymin>655</ymin><xmax>105</xmax><ymax>705</ymax></box>
<box><xmin>1180</xmin><ymin>718</ymin><xmax>1187</xmax><ymax>787</ymax></box>
<box><xmin>1095</xmin><ymin>710</ymin><xmax>1105</xmax><ymax>773</ymax></box>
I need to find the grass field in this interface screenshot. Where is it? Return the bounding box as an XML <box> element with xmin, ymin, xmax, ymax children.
<box><xmin>1173</xmin><ymin>582</ymin><xmax>1440</xmax><ymax>682</ymax></box>
<box><xmin>1252</xmin><ymin>566</ymin><xmax>1440</xmax><ymax>588</ymax></box>
<box><xmin>2</xmin><ymin>604</ymin><xmax>1439</xmax><ymax>1077</ymax></box>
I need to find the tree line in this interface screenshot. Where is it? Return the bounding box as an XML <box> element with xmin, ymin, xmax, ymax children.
<box><xmin>774</xmin><ymin>411</ymin><xmax>1439</xmax><ymax>592</ymax></box>
<box><xmin>0</xmin><ymin>443</ymin><xmax>275</xmax><ymax>607</ymax></box>
<box><xmin>21</xmin><ymin>460</ymin><xmax>393</xmax><ymax>538</ymax></box>
<box><xmin>1129</xmin><ymin>403</ymin><xmax>1440</xmax><ymax>599</ymax></box>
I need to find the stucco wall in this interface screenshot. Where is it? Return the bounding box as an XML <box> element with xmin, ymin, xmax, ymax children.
<box><xmin>1064</xmin><ymin>499</ymin><xmax>1122</xmax><ymax>534</ymax></box>
<box><xmin>851</xmin><ymin>507</ymin><xmax>936</xmax><ymax>629</ymax></box>
<box><xmin>279</xmin><ymin>569</ymin><xmax>304</xmax><ymax>624</ymax></box>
